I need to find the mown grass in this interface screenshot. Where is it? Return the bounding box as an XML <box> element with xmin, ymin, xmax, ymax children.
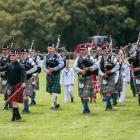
<box><xmin>0</xmin><ymin>70</ymin><xmax>140</xmax><ymax>140</ymax></box>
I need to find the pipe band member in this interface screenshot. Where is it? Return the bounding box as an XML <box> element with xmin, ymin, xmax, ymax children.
<box><xmin>43</xmin><ymin>44</ymin><xmax>64</xmax><ymax>110</ymax></box>
<box><xmin>73</xmin><ymin>45</ymin><xmax>98</xmax><ymax>114</ymax></box>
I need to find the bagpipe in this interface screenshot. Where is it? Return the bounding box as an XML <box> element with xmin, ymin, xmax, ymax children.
<box><xmin>78</xmin><ymin>55</ymin><xmax>98</xmax><ymax>76</ymax></box>
<box><xmin>55</xmin><ymin>35</ymin><xmax>72</xmax><ymax>67</ymax></box>
<box><xmin>120</xmin><ymin>32</ymin><xmax>140</xmax><ymax>61</ymax></box>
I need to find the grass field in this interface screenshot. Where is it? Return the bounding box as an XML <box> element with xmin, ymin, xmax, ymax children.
<box><xmin>0</xmin><ymin>71</ymin><xmax>140</xmax><ymax>140</ymax></box>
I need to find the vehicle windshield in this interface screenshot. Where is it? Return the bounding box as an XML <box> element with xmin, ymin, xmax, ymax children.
<box><xmin>90</xmin><ymin>36</ymin><xmax>110</xmax><ymax>44</ymax></box>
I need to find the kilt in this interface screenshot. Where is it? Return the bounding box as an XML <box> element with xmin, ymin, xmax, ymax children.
<box><xmin>46</xmin><ymin>73</ymin><xmax>61</xmax><ymax>94</ymax></box>
<box><xmin>78</xmin><ymin>76</ymin><xmax>94</xmax><ymax>98</ymax></box>
<box><xmin>100</xmin><ymin>74</ymin><xmax>115</xmax><ymax>94</ymax></box>
<box><xmin>134</xmin><ymin>75</ymin><xmax>140</xmax><ymax>93</ymax></box>
<box><xmin>115</xmin><ymin>73</ymin><xmax>122</xmax><ymax>92</ymax></box>
<box><xmin>4</xmin><ymin>84</ymin><xmax>24</xmax><ymax>103</ymax></box>
<box><xmin>24</xmin><ymin>79</ymin><xmax>33</xmax><ymax>97</ymax></box>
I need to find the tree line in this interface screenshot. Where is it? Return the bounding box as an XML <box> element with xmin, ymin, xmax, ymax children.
<box><xmin>0</xmin><ymin>0</ymin><xmax>140</xmax><ymax>52</ymax></box>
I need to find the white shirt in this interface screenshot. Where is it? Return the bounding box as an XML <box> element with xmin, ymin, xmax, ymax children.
<box><xmin>60</xmin><ymin>67</ymin><xmax>74</xmax><ymax>85</ymax></box>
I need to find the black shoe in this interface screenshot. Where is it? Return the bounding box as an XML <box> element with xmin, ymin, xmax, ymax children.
<box><xmin>16</xmin><ymin>108</ymin><xmax>21</xmax><ymax>120</ymax></box>
<box><xmin>11</xmin><ymin>108</ymin><xmax>21</xmax><ymax>121</ymax></box>
<box><xmin>22</xmin><ymin>110</ymin><xmax>30</xmax><ymax>114</ymax></box>
<box><xmin>55</xmin><ymin>104</ymin><xmax>60</xmax><ymax>109</ymax></box>
<box><xmin>11</xmin><ymin>114</ymin><xmax>16</xmax><ymax>121</ymax></box>
<box><xmin>71</xmin><ymin>97</ymin><xmax>74</xmax><ymax>103</ymax></box>
<box><xmin>33</xmin><ymin>100</ymin><xmax>36</xmax><ymax>105</ymax></box>
<box><xmin>30</xmin><ymin>100</ymin><xmax>36</xmax><ymax>106</ymax></box>
<box><xmin>113</xmin><ymin>102</ymin><xmax>117</xmax><ymax>106</ymax></box>
<box><xmin>83</xmin><ymin>110</ymin><xmax>90</xmax><ymax>114</ymax></box>
<box><xmin>4</xmin><ymin>106</ymin><xmax>8</xmax><ymax>110</ymax></box>
<box><xmin>16</xmin><ymin>115</ymin><xmax>21</xmax><ymax>120</ymax></box>
<box><xmin>51</xmin><ymin>106</ymin><xmax>56</xmax><ymax>110</ymax></box>
<box><xmin>105</xmin><ymin>107</ymin><xmax>112</xmax><ymax>111</ymax></box>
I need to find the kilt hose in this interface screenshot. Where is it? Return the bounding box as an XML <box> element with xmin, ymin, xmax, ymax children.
<box><xmin>4</xmin><ymin>84</ymin><xmax>24</xmax><ymax>103</ymax></box>
<box><xmin>46</xmin><ymin>73</ymin><xmax>61</xmax><ymax>94</ymax></box>
<box><xmin>78</xmin><ymin>76</ymin><xmax>94</xmax><ymax>98</ymax></box>
<box><xmin>134</xmin><ymin>75</ymin><xmax>140</xmax><ymax>93</ymax></box>
<box><xmin>100</xmin><ymin>74</ymin><xmax>115</xmax><ymax>94</ymax></box>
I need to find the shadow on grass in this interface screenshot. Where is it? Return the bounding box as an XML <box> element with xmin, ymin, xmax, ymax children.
<box><xmin>34</xmin><ymin>104</ymin><xmax>47</xmax><ymax>107</ymax></box>
<box><xmin>26</xmin><ymin>112</ymin><xmax>45</xmax><ymax>115</ymax></box>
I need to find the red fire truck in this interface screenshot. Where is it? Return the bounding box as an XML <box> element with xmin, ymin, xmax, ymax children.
<box><xmin>75</xmin><ymin>35</ymin><xmax>110</xmax><ymax>53</ymax></box>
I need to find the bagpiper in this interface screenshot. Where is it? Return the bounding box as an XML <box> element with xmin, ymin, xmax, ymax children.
<box><xmin>28</xmin><ymin>48</ymin><xmax>41</xmax><ymax>106</ymax></box>
<box><xmin>73</xmin><ymin>45</ymin><xmax>98</xmax><ymax>114</ymax></box>
<box><xmin>43</xmin><ymin>44</ymin><xmax>64</xmax><ymax>110</ymax></box>
<box><xmin>0</xmin><ymin>45</ymin><xmax>12</xmax><ymax>110</ymax></box>
<box><xmin>99</xmin><ymin>47</ymin><xmax>120</xmax><ymax>110</ymax></box>
<box><xmin>19</xmin><ymin>48</ymin><xmax>40</xmax><ymax>113</ymax></box>
<box><xmin>129</xmin><ymin>50</ymin><xmax>140</xmax><ymax>106</ymax></box>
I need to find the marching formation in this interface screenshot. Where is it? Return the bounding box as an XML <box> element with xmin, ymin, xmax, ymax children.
<box><xmin>0</xmin><ymin>34</ymin><xmax>140</xmax><ymax>122</ymax></box>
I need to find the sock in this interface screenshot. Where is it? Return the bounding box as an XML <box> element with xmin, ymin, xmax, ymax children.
<box><xmin>23</xmin><ymin>99</ymin><xmax>29</xmax><ymax>112</ymax></box>
<box><xmin>113</xmin><ymin>93</ymin><xmax>117</xmax><ymax>105</ymax></box>
<box><xmin>51</xmin><ymin>94</ymin><xmax>56</xmax><ymax>108</ymax></box>
<box><xmin>138</xmin><ymin>94</ymin><xmax>140</xmax><ymax>106</ymax></box>
<box><xmin>32</xmin><ymin>92</ymin><xmax>36</xmax><ymax>102</ymax></box>
<box><xmin>16</xmin><ymin>108</ymin><xmax>21</xmax><ymax>120</ymax></box>
<box><xmin>106</xmin><ymin>96</ymin><xmax>112</xmax><ymax>109</ymax></box>
<box><xmin>11</xmin><ymin>107</ymin><xmax>16</xmax><ymax>121</ymax></box>
<box><xmin>83</xmin><ymin>99</ymin><xmax>90</xmax><ymax>113</ymax></box>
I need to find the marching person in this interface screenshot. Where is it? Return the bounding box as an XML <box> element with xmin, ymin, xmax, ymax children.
<box><xmin>112</xmin><ymin>49</ymin><xmax>122</xmax><ymax>106</ymax></box>
<box><xmin>29</xmin><ymin>48</ymin><xmax>41</xmax><ymax>105</ymax></box>
<box><xmin>129</xmin><ymin>51</ymin><xmax>140</xmax><ymax>106</ymax></box>
<box><xmin>43</xmin><ymin>44</ymin><xmax>64</xmax><ymax>110</ymax></box>
<box><xmin>90</xmin><ymin>47</ymin><xmax>101</xmax><ymax>103</ymax></box>
<box><xmin>0</xmin><ymin>45</ymin><xmax>12</xmax><ymax>110</ymax></box>
<box><xmin>73</xmin><ymin>45</ymin><xmax>98</xmax><ymax>114</ymax></box>
<box><xmin>19</xmin><ymin>48</ymin><xmax>40</xmax><ymax>113</ymax></box>
<box><xmin>29</xmin><ymin>48</ymin><xmax>41</xmax><ymax>91</ymax></box>
<box><xmin>60</xmin><ymin>60</ymin><xmax>75</xmax><ymax>103</ymax></box>
<box><xmin>0</xmin><ymin>49</ymin><xmax>26</xmax><ymax>121</ymax></box>
<box><xmin>99</xmin><ymin>47</ymin><xmax>120</xmax><ymax>110</ymax></box>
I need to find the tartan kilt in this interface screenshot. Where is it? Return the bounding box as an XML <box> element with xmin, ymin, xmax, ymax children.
<box><xmin>115</xmin><ymin>73</ymin><xmax>122</xmax><ymax>92</ymax></box>
<box><xmin>4</xmin><ymin>84</ymin><xmax>24</xmax><ymax>103</ymax></box>
<box><xmin>134</xmin><ymin>76</ymin><xmax>140</xmax><ymax>93</ymax></box>
<box><xmin>46</xmin><ymin>73</ymin><xmax>61</xmax><ymax>94</ymax></box>
<box><xmin>78</xmin><ymin>76</ymin><xmax>94</xmax><ymax>98</ymax></box>
<box><xmin>100</xmin><ymin>74</ymin><xmax>115</xmax><ymax>94</ymax></box>
<box><xmin>24</xmin><ymin>79</ymin><xmax>33</xmax><ymax>97</ymax></box>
